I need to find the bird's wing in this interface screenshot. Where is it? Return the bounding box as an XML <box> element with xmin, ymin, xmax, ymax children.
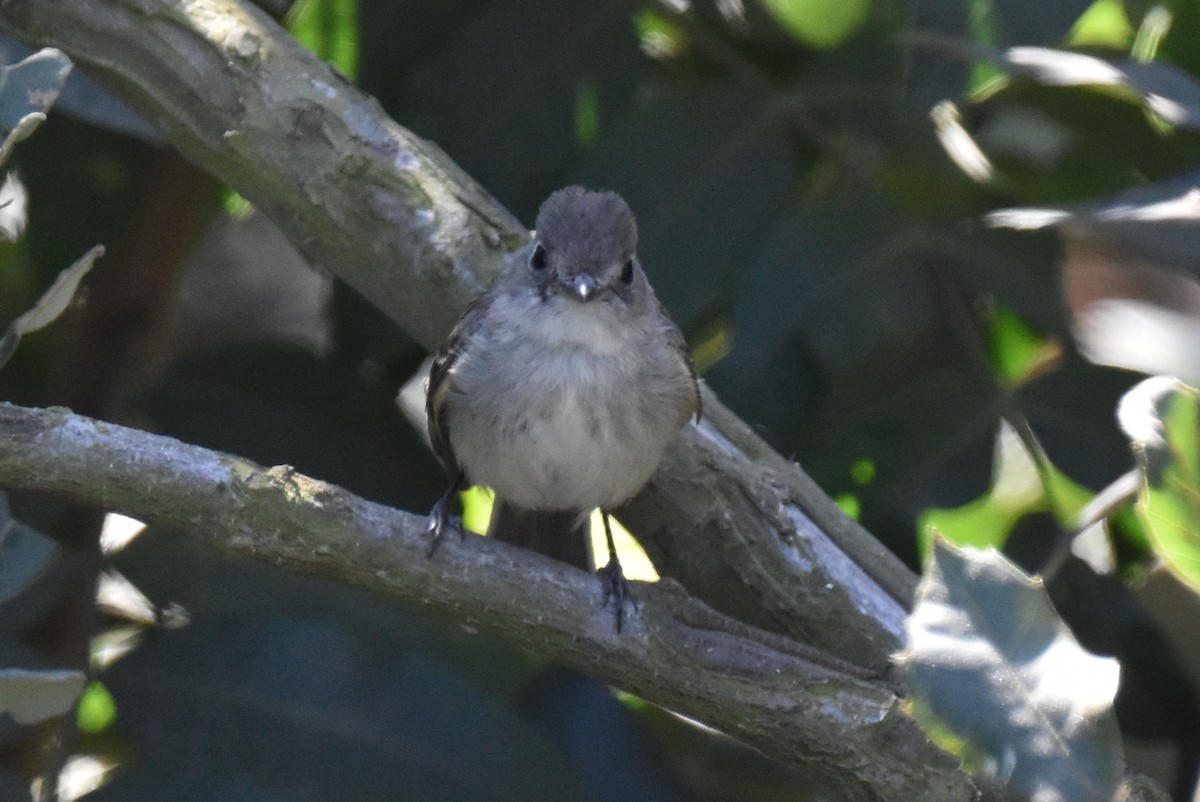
<box><xmin>426</xmin><ymin>292</ymin><xmax>493</xmax><ymax>477</ymax></box>
<box><xmin>657</xmin><ymin>297</ymin><xmax>702</xmax><ymax>422</ymax></box>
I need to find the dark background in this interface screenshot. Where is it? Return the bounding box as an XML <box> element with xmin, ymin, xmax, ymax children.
<box><xmin>1</xmin><ymin>0</ymin><xmax>1199</xmax><ymax>799</ymax></box>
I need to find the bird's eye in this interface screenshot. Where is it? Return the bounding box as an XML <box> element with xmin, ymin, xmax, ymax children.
<box><xmin>620</xmin><ymin>259</ymin><xmax>635</xmax><ymax>285</ymax></box>
<box><xmin>530</xmin><ymin>244</ymin><xmax>548</xmax><ymax>271</ymax></box>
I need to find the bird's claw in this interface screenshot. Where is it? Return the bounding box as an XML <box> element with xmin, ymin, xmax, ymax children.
<box><xmin>426</xmin><ymin>494</ymin><xmax>465</xmax><ymax>557</ymax></box>
<box><xmin>598</xmin><ymin>558</ymin><xmax>637</xmax><ymax>634</ymax></box>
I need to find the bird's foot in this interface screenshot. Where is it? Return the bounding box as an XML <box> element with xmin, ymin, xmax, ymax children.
<box><xmin>426</xmin><ymin>493</ymin><xmax>465</xmax><ymax>557</ymax></box>
<box><xmin>598</xmin><ymin>557</ymin><xmax>638</xmax><ymax>634</ymax></box>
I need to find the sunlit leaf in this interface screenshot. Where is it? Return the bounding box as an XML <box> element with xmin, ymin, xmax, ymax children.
<box><xmin>1118</xmin><ymin>376</ymin><xmax>1200</xmax><ymax>591</ymax></box>
<box><xmin>464</xmin><ymin>489</ymin><xmax>657</xmax><ymax>580</ymax></box>
<box><xmin>1068</xmin><ymin>0</ymin><xmax>1135</xmax><ymax>48</ymax></box>
<box><xmin>919</xmin><ymin>495</ymin><xmax>1025</xmax><ymax>554</ymax></box>
<box><xmin>901</xmin><ymin>537</ymin><xmax>1125</xmax><ymax>801</ymax></box>
<box><xmin>988</xmin><ymin>305</ymin><xmax>1062</xmax><ymax>388</ymax></box>
<box><xmin>920</xmin><ymin>417</ymin><xmax>1097</xmax><ymax>557</ymax></box>
<box><xmin>1040</xmin><ymin>461</ymin><xmax>1095</xmax><ymax>525</ymax></box>
<box><xmin>932</xmin><ymin>100</ymin><xmax>995</xmax><ymax>184</ymax></box>
<box><xmin>1001</xmin><ymin>46</ymin><xmax>1200</xmax><ymax>130</ymax></box>
<box><xmin>1075</xmin><ymin>298</ymin><xmax>1200</xmax><ymax>383</ymax></box>
<box><xmin>77</xmin><ymin>680</ymin><xmax>117</xmax><ymax>734</ymax></box>
<box><xmin>834</xmin><ymin>492</ymin><xmax>861</xmax><ymax>520</ymax></box>
<box><xmin>0</xmin><ymin>172</ymin><xmax>28</xmax><ymax>242</ymax></box>
<box><xmin>0</xmin><ymin>668</ymin><xmax>86</xmax><ymax>725</ymax></box>
<box><xmin>689</xmin><ymin>318</ymin><xmax>731</xmax><ymax>373</ymax></box>
<box><xmin>460</xmin><ymin>485</ymin><xmax>493</xmax><ymax>535</ymax></box>
<box><xmin>921</xmin><ymin>423</ymin><xmax>1040</xmax><ymax>554</ymax></box>
<box><xmin>588</xmin><ymin>511</ymin><xmax>657</xmax><ymax>582</ymax></box>
<box><xmin>1131</xmin><ymin>6</ymin><xmax>1171</xmax><ymax>63</ymax></box>
<box><xmin>987</xmin><ymin>170</ymin><xmax>1200</xmax><ymax>271</ymax></box>
<box><xmin>2</xmin><ymin>244</ymin><xmax>103</xmax><ymax>372</ymax></box>
<box><xmin>757</xmin><ymin>0</ymin><xmax>870</xmax><ymax>50</ymax></box>
<box><xmin>11</xmin><ymin>244</ymin><xmax>104</xmax><ymax>336</ymax></box>
<box><xmin>288</xmin><ymin>0</ymin><xmax>359</xmax><ymax>79</ymax></box>
<box><xmin>221</xmin><ymin>188</ymin><xmax>254</xmax><ymax>219</ymax></box>
<box><xmin>634</xmin><ymin>9</ymin><xmax>685</xmax><ymax>59</ymax></box>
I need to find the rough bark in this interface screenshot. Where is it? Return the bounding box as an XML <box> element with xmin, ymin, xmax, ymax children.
<box><xmin>0</xmin><ymin>402</ymin><xmax>975</xmax><ymax>801</ymax></box>
<box><xmin>0</xmin><ymin>0</ymin><xmax>975</xmax><ymax>796</ymax></box>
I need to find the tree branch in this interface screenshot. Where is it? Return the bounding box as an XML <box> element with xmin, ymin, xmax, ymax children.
<box><xmin>0</xmin><ymin>402</ymin><xmax>973</xmax><ymax>801</ymax></box>
<box><xmin>0</xmin><ymin>0</ymin><xmax>915</xmax><ymax>671</ymax></box>
<box><xmin>0</xmin><ymin>0</ymin><xmax>970</xmax><ymax>793</ymax></box>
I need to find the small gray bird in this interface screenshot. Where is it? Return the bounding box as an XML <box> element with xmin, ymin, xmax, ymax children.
<box><xmin>425</xmin><ymin>186</ymin><xmax>700</xmax><ymax>628</ymax></box>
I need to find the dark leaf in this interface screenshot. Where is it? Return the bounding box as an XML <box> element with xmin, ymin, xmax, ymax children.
<box><xmin>0</xmin><ymin>47</ymin><xmax>72</xmax><ymax>165</ymax></box>
<box><xmin>991</xmin><ymin>0</ymin><xmax>1095</xmax><ymax>46</ymax></box>
<box><xmin>0</xmin><ymin>491</ymin><xmax>59</xmax><ymax>604</ymax></box>
<box><xmin>575</xmin><ymin>82</ymin><xmax>799</xmax><ymax>327</ymax></box>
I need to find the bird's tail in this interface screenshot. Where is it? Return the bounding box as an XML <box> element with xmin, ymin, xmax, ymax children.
<box><xmin>488</xmin><ymin>502</ymin><xmax>592</xmax><ymax>570</ymax></box>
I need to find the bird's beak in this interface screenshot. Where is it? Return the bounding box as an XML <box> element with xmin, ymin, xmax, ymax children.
<box><xmin>562</xmin><ymin>272</ymin><xmax>599</xmax><ymax>301</ymax></box>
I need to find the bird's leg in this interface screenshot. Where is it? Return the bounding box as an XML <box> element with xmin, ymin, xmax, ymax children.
<box><xmin>597</xmin><ymin>510</ymin><xmax>637</xmax><ymax>633</ymax></box>
<box><xmin>426</xmin><ymin>471</ymin><xmax>466</xmax><ymax>556</ymax></box>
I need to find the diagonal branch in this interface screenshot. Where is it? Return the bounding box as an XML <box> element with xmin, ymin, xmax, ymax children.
<box><xmin>0</xmin><ymin>0</ymin><xmax>916</xmax><ymax>672</ymax></box>
<box><xmin>0</xmin><ymin>0</ymin><xmax>979</xmax><ymax>793</ymax></box>
<box><xmin>0</xmin><ymin>0</ymin><xmax>972</xmax><ymax>786</ymax></box>
<box><xmin>0</xmin><ymin>402</ymin><xmax>973</xmax><ymax>801</ymax></box>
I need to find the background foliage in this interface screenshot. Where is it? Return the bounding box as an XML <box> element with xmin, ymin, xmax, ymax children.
<box><xmin>1</xmin><ymin>0</ymin><xmax>1199</xmax><ymax>799</ymax></box>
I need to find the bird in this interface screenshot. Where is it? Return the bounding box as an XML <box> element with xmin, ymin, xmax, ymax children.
<box><xmin>425</xmin><ymin>186</ymin><xmax>700</xmax><ymax>629</ymax></box>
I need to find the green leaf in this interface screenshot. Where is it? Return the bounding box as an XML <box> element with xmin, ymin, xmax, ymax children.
<box><xmin>288</xmin><ymin>0</ymin><xmax>359</xmax><ymax>80</ymax></box>
<box><xmin>919</xmin><ymin>422</ymin><xmax>1092</xmax><ymax>555</ymax></box>
<box><xmin>574</xmin><ymin>81</ymin><xmax>600</xmax><ymax>148</ymax></box>
<box><xmin>901</xmin><ymin>537</ymin><xmax>1125</xmax><ymax>801</ymax></box>
<box><xmin>1068</xmin><ymin>0</ymin><xmax>1135</xmax><ymax>48</ymax></box>
<box><xmin>919</xmin><ymin>495</ymin><xmax>1025</xmax><ymax>553</ymax></box>
<box><xmin>0</xmin><ymin>668</ymin><xmax>86</xmax><ymax>725</ymax></box>
<box><xmin>77</xmin><ymin>680</ymin><xmax>117</xmax><ymax>734</ymax></box>
<box><xmin>0</xmin><ymin>492</ymin><xmax>59</xmax><ymax>604</ymax></box>
<box><xmin>757</xmin><ymin>0</ymin><xmax>871</xmax><ymax>50</ymax></box>
<box><xmin>460</xmin><ymin>485</ymin><xmax>493</xmax><ymax>535</ymax></box>
<box><xmin>633</xmin><ymin>9</ymin><xmax>686</xmax><ymax>59</ymax></box>
<box><xmin>834</xmin><ymin>492</ymin><xmax>861</xmax><ymax>519</ymax></box>
<box><xmin>988</xmin><ymin>305</ymin><xmax>1061</xmax><ymax>388</ymax></box>
<box><xmin>1118</xmin><ymin>376</ymin><xmax>1200</xmax><ymax>591</ymax></box>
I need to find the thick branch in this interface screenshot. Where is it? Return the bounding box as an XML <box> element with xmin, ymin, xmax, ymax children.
<box><xmin>0</xmin><ymin>1</ymin><xmax>968</xmax><ymax>793</ymax></box>
<box><xmin>0</xmin><ymin>403</ymin><xmax>973</xmax><ymax>800</ymax></box>
<box><xmin>0</xmin><ymin>0</ymin><xmax>922</xmax><ymax>669</ymax></box>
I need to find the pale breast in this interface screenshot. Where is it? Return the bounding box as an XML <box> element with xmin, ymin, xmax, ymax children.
<box><xmin>444</xmin><ymin>296</ymin><xmax>691</xmax><ymax>511</ymax></box>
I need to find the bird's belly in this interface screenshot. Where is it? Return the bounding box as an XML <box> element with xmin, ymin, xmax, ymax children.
<box><xmin>448</xmin><ymin>361</ymin><xmax>673</xmax><ymax>511</ymax></box>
